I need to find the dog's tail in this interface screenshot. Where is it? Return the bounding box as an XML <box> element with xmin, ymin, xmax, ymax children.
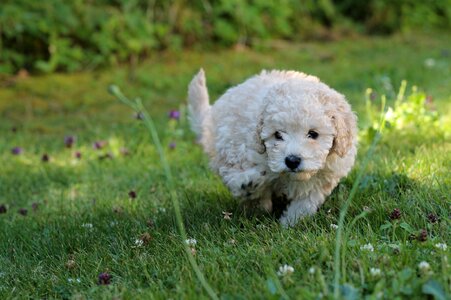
<box><xmin>188</xmin><ymin>69</ymin><xmax>211</xmax><ymax>139</ymax></box>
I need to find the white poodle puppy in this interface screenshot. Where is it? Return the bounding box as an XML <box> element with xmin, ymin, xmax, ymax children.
<box><xmin>188</xmin><ymin>69</ymin><xmax>357</xmax><ymax>226</ymax></box>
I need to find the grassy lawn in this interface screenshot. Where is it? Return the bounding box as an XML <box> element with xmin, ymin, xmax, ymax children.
<box><xmin>0</xmin><ymin>33</ymin><xmax>450</xmax><ymax>299</ymax></box>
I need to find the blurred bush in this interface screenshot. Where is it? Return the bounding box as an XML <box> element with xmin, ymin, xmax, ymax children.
<box><xmin>1</xmin><ymin>0</ymin><xmax>450</xmax><ymax>74</ymax></box>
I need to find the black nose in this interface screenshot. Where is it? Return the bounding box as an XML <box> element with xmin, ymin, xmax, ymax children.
<box><xmin>285</xmin><ymin>155</ymin><xmax>301</xmax><ymax>170</ymax></box>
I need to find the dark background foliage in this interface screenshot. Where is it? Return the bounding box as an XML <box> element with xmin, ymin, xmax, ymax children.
<box><xmin>1</xmin><ymin>0</ymin><xmax>450</xmax><ymax>74</ymax></box>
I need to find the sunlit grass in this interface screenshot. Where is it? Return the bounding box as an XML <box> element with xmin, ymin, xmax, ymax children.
<box><xmin>0</xmin><ymin>33</ymin><xmax>450</xmax><ymax>299</ymax></box>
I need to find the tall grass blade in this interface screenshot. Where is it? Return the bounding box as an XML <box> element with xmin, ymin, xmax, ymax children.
<box><xmin>108</xmin><ymin>85</ymin><xmax>219</xmax><ymax>300</ymax></box>
<box><xmin>332</xmin><ymin>98</ymin><xmax>387</xmax><ymax>299</ymax></box>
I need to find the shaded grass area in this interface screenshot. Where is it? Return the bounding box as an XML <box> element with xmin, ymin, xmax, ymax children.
<box><xmin>0</xmin><ymin>33</ymin><xmax>450</xmax><ymax>299</ymax></box>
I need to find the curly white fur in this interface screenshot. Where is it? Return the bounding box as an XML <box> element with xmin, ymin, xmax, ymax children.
<box><xmin>188</xmin><ymin>69</ymin><xmax>357</xmax><ymax>226</ymax></box>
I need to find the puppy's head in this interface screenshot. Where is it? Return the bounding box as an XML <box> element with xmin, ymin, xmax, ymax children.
<box><xmin>259</xmin><ymin>79</ymin><xmax>356</xmax><ymax>180</ymax></box>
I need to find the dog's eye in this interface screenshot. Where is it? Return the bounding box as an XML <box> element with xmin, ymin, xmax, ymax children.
<box><xmin>274</xmin><ymin>131</ymin><xmax>284</xmax><ymax>141</ymax></box>
<box><xmin>307</xmin><ymin>130</ymin><xmax>319</xmax><ymax>139</ymax></box>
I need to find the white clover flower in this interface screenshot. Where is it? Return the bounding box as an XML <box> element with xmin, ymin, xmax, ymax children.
<box><xmin>370</xmin><ymin>268</ymin><xmax>381</xmax><ymax>277</ymax></box>
<box><xmin>81</xmin><ymin>223</ymin><xmax>93</xmax><ymax>229</ymax></box>
<box><xmin>185</xmin><ymin>238</ymin><xmax>197</xmax><ymax>247</ymax></box>
<box><xmin>435</xmin><ymin>243</ymin><xmax>447</xmax><ymax>251</ymax></box>
<box><xmin>330</xmin><ymin>224</ymin><xmax>339</xmax><ymax>230</ymax></box>
<box><xmin>134</xmin><ymin>239</ymin><xmax>144</xmax><ymax>247</ymax></box>
<box><xmin>424</xmin><ymin>58</ymin><xmax>436</xmax><ymax>68</ymax></box>
<box><xmin>277</xmin><ymin>264</ymin><xmax>294</xmax><ymax>276</ymax></box>
<box><xmin>308</xmin><ymin>267</ymin><xmax>315</xmax><ymax>275</ymax></box>
<box><xmin>418</xmin><ymin>261</ymin><xmax>431</xmax><ymax>271</ymax></box>
<box><xmin>360</xmin><ymin>243</ymin><xmax>374</xmax><ymax>252</ymax></box>
<box><xmin>67</xmin><ymin>278</ymin><xmax>81</xmax><ymax>283</ymax></box>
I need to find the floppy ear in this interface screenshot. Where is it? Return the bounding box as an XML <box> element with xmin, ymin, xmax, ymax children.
<box><xmin>321</xmin><ymin>93</ymin><xmax>357</xmax><ymax>157</ymax></box>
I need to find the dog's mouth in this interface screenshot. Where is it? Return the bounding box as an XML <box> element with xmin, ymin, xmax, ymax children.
<box><xmin>284</xmin><ymin>169</ymin><xmax>318</xmax><ymax>181</ymax></box>
<box><xmin>282</xmin><ymin>166</ymin><xmax>306</xmax><ymax>173</ymax></box>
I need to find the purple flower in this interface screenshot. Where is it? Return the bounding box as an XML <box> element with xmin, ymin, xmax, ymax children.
<box><xmin>75</xmin><ymin>151</ymin><xmax>82</xmax><ymax>159</ymax></box>
<box><xmin>41</xmin><ymin>154</ymin><xmax>50</xmax><ymax>162</ymax></box>
<box><xmin>18</xmin><ymin>208</ymin><xmax>28</xmax><ymax>216</ymax></box>
<box><xmin>11</xmin><ymin>147</ymin><xmax>22</xmax><ymax>155</ymax></box>
<box><xmin>168</xmin><ymin>110</ymin><xmax>180</xmax><ymax>120</ymax></box>
<box><xmin>169</xmin><ymin>142</ymin><xmax>176</xmax><ymax>150</ymax></box>
<box><xmin>427</xmin><ymin>213</ymin><xmax>438</xmax><ymax>223</ymax></box>
<box><xmin>0</xmin><ymin>204</ymin><xmax>7</xmax><ymax>214</ymax></box>
<box><xmin>64</xmin><ymin>136</ymin><xmax>76</xmax><ymax>148</ymax></box>
<box><xmin>418</xmin><ymin>229</ymin><xmax>428</xmax><ymax>242</ymax></box>
<box><xmin>93</xmin><ymin>141</ymin><xmax>107</xmax><ymax>150</ymax></box>
<box><xmin>97</xmin><ymin>272</ymin><xmax>112</xmax><ymax>285</ymax></box>
<box><xmin>128</xmin><ymin>190</ymin><xmax>137</xmax><ymax>199</ymax></box>
<box><xmin>389</xmin><ymin>208</ymin><xmax>401</xmax><ymax>220</ymax></box>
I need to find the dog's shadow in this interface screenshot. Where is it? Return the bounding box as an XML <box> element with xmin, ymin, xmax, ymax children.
<box><xmin>153</xmin><ymin>187</ymin><xmax>282</xmax><ymax>233</ymax></box>
<box><xmin>154</xmin><ymin>170</ymin><xmax>447</xmax><ymax>234</ymax></box>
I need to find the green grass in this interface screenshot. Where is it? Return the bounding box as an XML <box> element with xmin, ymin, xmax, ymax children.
<box><xmin>0</xmin><ymin>33</ymin><xmax>450</xmax><ymax>299</ymax></box>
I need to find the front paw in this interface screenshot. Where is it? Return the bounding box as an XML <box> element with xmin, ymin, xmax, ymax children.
<box><xmin>279</xmin><ymin>199</ymin><xmax>319</xmax><ymax>227</ymax></box>
<box><xmin>279</xmin><ymin>213</ymin><xmax>297</xmax><ymax>227</ymax></box>
<box><xmin>224</xmin><ymin>168</ymin><xmax>266</xmax><ymax>198</ymax></box>
<box><xmin>240</xmin><ymin>180</ymin><xmax>260</xmax><ymax>198</ymax></box>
